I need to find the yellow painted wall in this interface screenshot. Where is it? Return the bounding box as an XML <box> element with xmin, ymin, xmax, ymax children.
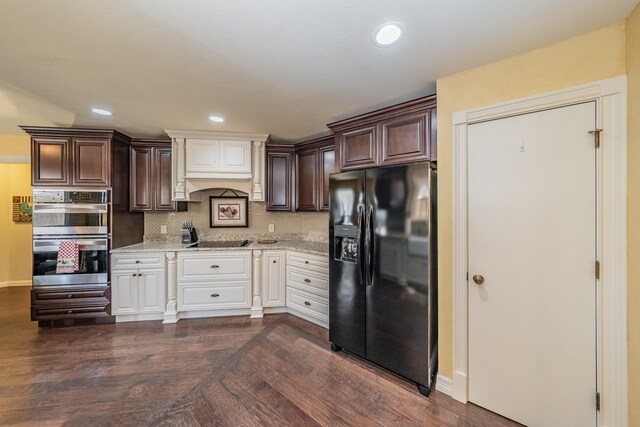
<box><xmin>625</xmin><ymin>4</ymin><xmax>640</xmax><ymax>426</ymax></box>
<box><xmin>435</xmin><ymin>21</ymin><xmax>626</xmax><ymax>382</ymax></box>
<box><xmin>0</xmin><ymin>135</ymin><xmax>32</xmax><ymax>284</ymax></box>
<box><xmin>0</xmin><ymin>135</ymin><xmax>30</xmax><ymax>156</ymax></box>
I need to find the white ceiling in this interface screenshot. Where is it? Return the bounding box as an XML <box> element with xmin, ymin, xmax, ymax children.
<box><xmin>0</xmin><ymin>0</ymin><xmax>637</xmax><ymax>141</ymax></box>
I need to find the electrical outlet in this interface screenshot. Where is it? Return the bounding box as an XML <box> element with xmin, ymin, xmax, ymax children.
<box><xmin>160</xmin><ymin>225</ymin><xmax>167</xmax><ymax>234</ymax></box>
<box><xmin>268</xmin><ymin>224</ymin><xmax>275</xmax><ymax>233</ymax></box>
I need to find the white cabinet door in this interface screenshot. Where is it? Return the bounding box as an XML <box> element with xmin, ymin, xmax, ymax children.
<box><xmin>112</xmin><ymin>270</ymin><xmax>138</xmax><ymax>315</ymax></box>
<box><xmin>138</xmin><ymin>268</ymin><xmax>165</xmax><ymax>314</ymax></box>
<box><xmin>186</xmin><ymin>139</ymin><xmax>219</xmax><ymax>173</ymax></box>
<box><xmin>262</xmin><ymin>250</ymin><xmax>286</xmax><ymax>307</ymax></box>
<box><xmin>219</xmin><ymin>140</ymin><xmax>251</xmax><ymax>173</ymax></box>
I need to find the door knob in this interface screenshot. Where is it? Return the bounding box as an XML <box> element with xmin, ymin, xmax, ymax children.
<box><xmin>472</xmin><ymin>274</ymin><xmax>485</xmax><ymax>285</ymax></box>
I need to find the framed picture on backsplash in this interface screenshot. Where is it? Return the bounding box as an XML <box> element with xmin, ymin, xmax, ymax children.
<box><xmin>209</xmin><ymin>195</ymin><xmax>249</xmax><ymax>228</ymax></box>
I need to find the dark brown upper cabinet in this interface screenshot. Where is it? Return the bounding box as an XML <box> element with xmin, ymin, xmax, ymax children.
<box><xmin>319</xmin><ymin>145</ymin><xmax>336</xmax><ymax>211</ymax></box>
<box><xmin>72</xmin><ymin>138</ymin><xmax>110</xmax><ymax>186</ymax></box>
<box><xmin>266</xmin><ymin>145</ymin><xmax>295</xmax><ymax>211</ymax></box>
<box><xmin>130</xmin><ymin>139</ymin><xmax>185</xmax><ymax>212</ymax></box>
<box><xmin>31</xmin><ymin>137</ymin><xmax>72</xmax><ymax>186</ymax></box>
<box><xmin>338</xmin><ymin>125</ymin><xmax>378</xmax><ymax>171</ymax></box>
<box><xmin>328</xmin><ymin>95</ymin><xmax>437</xmax><ymax>171</ymax></box>
<box><xmin>295</xmin><ymin>147</ymin><xmax>318</xmax><ymax>211</ymax></box>
<box><xmin>266</xmin><ymin>136</ymin><xmax>335</xmax><ymax>212</ymax></box>
<box><xmin>23</xmin><ymin>127</ymin><xmax>130</xmax><ymax>188</ymax></box>
<box><xmin>130</xmin><ymin>146</ymin><xmax>153</xmax><ymax>211</ymax></box>
<box><xmin>295</xmin><ymin>136</ymin><xmax>335</xmax><ymax>212</ymax></box>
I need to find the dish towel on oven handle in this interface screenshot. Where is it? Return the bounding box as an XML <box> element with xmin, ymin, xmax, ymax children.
<box><xmin>56</xmin><ymin>241</ymin><xmax>79</xmax><ymax>274</ymax></box>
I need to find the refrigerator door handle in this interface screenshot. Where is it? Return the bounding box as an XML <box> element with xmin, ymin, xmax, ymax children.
<box><xmin>366</xmin><ymin>205</ymin><xmax>375</xmax><ymax>287</ymax></box>
<box><xmin>357</xmin><ymin>206</ymin><xmax>365</xmax><ymax>285</ymax></box>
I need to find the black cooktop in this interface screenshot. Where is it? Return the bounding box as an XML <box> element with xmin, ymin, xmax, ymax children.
<box><xmin>188</xmin><ymin>240</ymin><xmax>251</xmax><ymax>248</ymax></box>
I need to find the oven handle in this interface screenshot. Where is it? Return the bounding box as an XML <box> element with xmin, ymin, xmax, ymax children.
<box><xmin>33</xmin><ymin>239</ymin><xmax>108</xmax><ymax>252</ymax></box>
<box><xmin>32</xmin><ymin>204</ymin><xmax>108</xmax><ymax>213</ymax></box>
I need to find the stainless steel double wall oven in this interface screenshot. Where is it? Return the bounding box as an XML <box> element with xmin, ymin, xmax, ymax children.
<box><xmin>32</xmin><ymin>190</ymin><xmax>110</xmax><ymax>288</ymax></box>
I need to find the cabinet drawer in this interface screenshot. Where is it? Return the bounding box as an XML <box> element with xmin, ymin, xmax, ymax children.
<box><xmin>287</xmin><ymin>251</ymin><xmax>328</xmax><ymax>274</ymax></box>
<box><xmin>178</xmin><ymin>252</ymin><xmax>251</xmax><ymax>283</ymax></box>
<box><xmin>31</xmin><ymin>287</ymin><xmax>110</xmax><ymax>307</ymax></box>
<box><xmin>112</xmin><ymin>253</ymin><xmax>164</xmax><ymax>269</ymax></box>
<box><xmin>178</xmin><ymin>283</ymin><xmax>250</xmax><ymax>311</ymax></box>
<box><xmin>31</xmin><ymin>304</ymin><xmax>111</xmax><ymax>321</ymax></box>
<box><xmin>286</xmin><ymin>288</ymin><xmax>329</xmax><ymax>323</ymax></box>
<box><xmin>287</xmin><ymin>267</ymin><xmax>328</xmax><ymax>297</ymax></box>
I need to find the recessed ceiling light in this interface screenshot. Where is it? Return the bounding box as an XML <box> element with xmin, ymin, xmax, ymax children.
<box><xmin>374</xmin><ymin>23</ymin><xmax>403</xmax><ymax>47</ymax></box>
<box><xmin>209</xmin><ymin>116</ymin><xmax>225</xmax><ymax>123</ymax></box>
<box><xmin>91</xmin><ymin>108</ymin><xmax>112</xmax><ymax>116</ymax></box>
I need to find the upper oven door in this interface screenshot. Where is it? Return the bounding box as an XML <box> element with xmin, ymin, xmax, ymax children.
<box><xmin>32</xmin><ymin>237</ymin><xmax>109</xmax><ymax>287</ymax></box>
<box><xmin>32</xmin><ymin>203</ymin><xmax>109</xmax><ymax>235</ymax></box>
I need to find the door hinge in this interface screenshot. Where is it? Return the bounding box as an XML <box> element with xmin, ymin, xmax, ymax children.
<box><xmin>595</xmin><ymin>261</ymin><xmax>600</xmax><ymax>280</ymax></box>
<box><xmin>596</xmin><ymin>391</ymin><xmax>601</xmax><ymax>411</ymax></box>
<box><xmin>589</xmin><ymin>129</ymin><xmax>603</xmax><ymax>148</ymax></box>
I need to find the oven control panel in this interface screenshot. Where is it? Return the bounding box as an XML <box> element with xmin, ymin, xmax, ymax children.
<box><xmin>33</xmin><ymin>190</ymin><xmax>109</xmax><ymax>204</ymax></box>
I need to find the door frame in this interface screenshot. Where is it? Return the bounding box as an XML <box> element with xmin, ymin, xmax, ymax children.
<box><xmin>451</xmin><ymin>76</ymin><xmax>627</xmax><ymax>426</ymax></box>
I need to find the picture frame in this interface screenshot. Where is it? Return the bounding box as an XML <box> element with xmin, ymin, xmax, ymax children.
<box><xmin>209</xmin><ymin>195</ymin><xmax>249</xmax><ymax>228</ymax></box>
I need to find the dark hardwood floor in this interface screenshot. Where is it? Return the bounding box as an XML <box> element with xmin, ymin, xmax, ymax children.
<box><xmin>0</xmin><ymin>287</ymin><xmax>521</xmax><ymax>426</ymax></box>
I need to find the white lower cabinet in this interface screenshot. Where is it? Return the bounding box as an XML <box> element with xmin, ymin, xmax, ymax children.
<box><xmin>111</xmin><ymin>253</ymin><xmax>166</xmax><ymax>319</ymax></box>
<box><xmin>262</xmin><ymin>250</ymin><xmax>286</xmax><ymax>308</ymax></box>
<box><xmin>177</xmin><ymin>251</ymin><xmax>252</xmax><ymax>314</ymax></box>
<box><xmin>286</xmin><ymin>250</ymin><xmax>329</xmax><ymax>327</ymax></box>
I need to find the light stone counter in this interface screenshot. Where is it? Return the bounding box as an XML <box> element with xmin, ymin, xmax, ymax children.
<box><xmin>111</xmin><ymin>239</ymin><xmax>329</xmax><ymax>257</ymax></box>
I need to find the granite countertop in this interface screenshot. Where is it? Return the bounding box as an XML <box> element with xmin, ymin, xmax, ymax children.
<box><xmin>111</xmin><ymin>239</ymin><xmax>329</xmax><ymax>257</ymax></box>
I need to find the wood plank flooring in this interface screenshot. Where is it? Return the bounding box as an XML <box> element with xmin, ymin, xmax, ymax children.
<box><xmin>0</xmin><ymin>287</ymin><xmax>521</xmax><ymax>426</ymax></box>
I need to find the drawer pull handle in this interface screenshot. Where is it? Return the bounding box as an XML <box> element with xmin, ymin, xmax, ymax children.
<box><xmin>211</xmin><ymin>265</ymin><xmax>220</xmax><ymax>269</ymax></box>
<box><xmin>211</xmin><ymin>293</ymin><xmax>220</xmax><ymax>298</ymax></box>
<box><xmin>304</xmin><ymin>301</ymin><xmax>311</xmax><ymax>306</ymax></box>
<box><xmin>67</xmin><ymin>310</ymin><xmax>73</xmax><ymax>314</ymax></box>
<box><xmin>304</xmin><ymin>279</ymin><xmax>311</xmax><ymax>283</ymax></box>
<box><xmin>67</xmin><ymin>294</ymin><xmax>73</xmax><ymax>298</ymax></box>
<box><xmin>135</xmin><ymin>260</ymin><xmax>140</xmax><ymax>264</ymax></box>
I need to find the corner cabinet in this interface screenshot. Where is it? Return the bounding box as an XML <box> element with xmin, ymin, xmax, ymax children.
<box><xmin>165</xmin><ymin>130</ymin><xmax>270</xmax><ymax>202</ymax></box>
<box><xmin>266</xmin><ymin>136</ymin><xmax>335</xmax><ymax>212</ymax></box>
<box><xmin>327</xmin><ymin>95</ymin><xmax>437</xmax><ymax>171</ymax></box>
<box><xmin>130</xmin><ymin>139</ymin><xmax>186</xmax><ymax>212</ymax></box>
<box><xmin>27</xmin><ymin>131</ymin><xmax>117</xmax><ymax>187</ymax></box>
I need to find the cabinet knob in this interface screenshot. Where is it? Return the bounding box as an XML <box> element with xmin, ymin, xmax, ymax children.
<box><xmin>304</xmin><ymin>279</ymin><xmax>311</xmax><ymax>283</ymax></box>
<box><xmin>211</xmin><ymin>293</ymin><xmax>220</xmax><ymax>298</ymax></box>
<box><xmin>135</xmin><ymin>260</ymin><xmax>140</xmax><ymax>264</ymax></box>
<box><xmin>211</xmin><ymin>265</ymin><xmax>220</xmax><ymax>269</ymax></box>
<box><xmin>67</xmin><ymin>310</ymin><xmax>73</xmax><ymax>314</ymax></box>
<box><xmin>304</xmin><ymin>301</ymin><xmax>311</xmax><ymax>306</ymax></box>
<box><xmin>67</xmin><ymin>294</ymin><xmax>73</xmax><ymax>298</ymax></box>
<box><xmin>305</xmin><ymin>261</ymin><xmax>309</xmax><ymax>264</ymax></box>
<box><xmin>132</xmin><ymin>273</ymin><xmax>136</xmax><ymax>276</ymax></box>
<box><xmin>273</xmin><ymin>260</ymin><xmax>277</xmax><ymax>264</ymax></box>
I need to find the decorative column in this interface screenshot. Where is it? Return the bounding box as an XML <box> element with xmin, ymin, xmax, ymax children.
<box><xmin>163</xmin><ymin>251</ymin><xmax>180</xmax><ymax>323</ymax></box>
<box><xmin>250</xmin><ymin>249</ymin><xmax>264</xmax><ymax>318</ymax></box>
<box><xmin>252</xmin><ymin>140</ymin><xmax>265</xmax><ymax>201</ymax></box>
<box><xmin>173</xmin><ymin>137</ymin><xmax>186</xmax><ymax>200</ymax></box>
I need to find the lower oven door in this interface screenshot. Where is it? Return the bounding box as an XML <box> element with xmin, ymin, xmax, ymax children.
<box><xmin>32</xmin><ymin>237</ymin><xmax>109</xmax><ymax>287</ymax></box>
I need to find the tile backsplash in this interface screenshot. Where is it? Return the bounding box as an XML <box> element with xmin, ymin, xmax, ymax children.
<box><xmin>144</xmin><ymin>189</ymin><xmax>328</xmax><ymax>243</ymax></box>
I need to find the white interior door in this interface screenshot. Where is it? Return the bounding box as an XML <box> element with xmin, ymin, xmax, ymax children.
<box><xmin>468</xmin><ymin>102</ymin><xmax>597</xmax><ymax>427</ymax></box>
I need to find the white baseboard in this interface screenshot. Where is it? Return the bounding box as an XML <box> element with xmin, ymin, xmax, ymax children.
<box><xmin>0</xmin><ymin>280</ymin><xmax>32</xmax><ymax>288</ymax></box>
<box><xmin>436</xmin><ymin>374</ymin><xmax>453</xmax><ymax>396</ymax></box>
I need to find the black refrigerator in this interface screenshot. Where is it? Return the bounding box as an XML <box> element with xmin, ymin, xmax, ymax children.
<box><xmin>329</xmin><ymin>162</ymin><xmax>437</xmax><ymax>396</ymax></box>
